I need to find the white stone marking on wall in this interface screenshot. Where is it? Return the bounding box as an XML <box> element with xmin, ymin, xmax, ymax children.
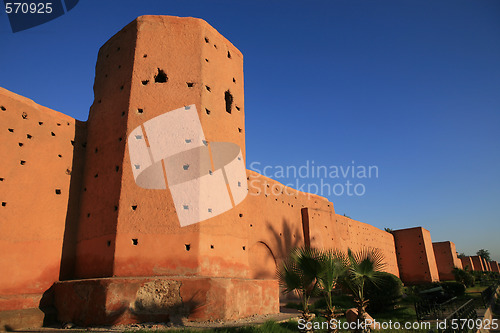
<box><xmin>127</xmin><ymin>104</ymin><xmax>247</xmax><ymax>227</ymax></box>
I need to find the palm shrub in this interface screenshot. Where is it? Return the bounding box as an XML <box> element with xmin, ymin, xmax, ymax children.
<box><xmin>341</xmin><ymin>248</ymin><xmax>386</xmax><ymax>331</ymax></box>
<box><xmin>316</xmin><ymin>250</ymin><xmax>348</xmax><ymax>332</ymax></box>
<box><xmin>277</xmin><ymin>247</ymin><xmax>324</xmax><ymax>329</ymax></box>
<box><xmin>365</xmin><ymin>272</ymin><xmax>403</xmax><ymax>313</ymax></box>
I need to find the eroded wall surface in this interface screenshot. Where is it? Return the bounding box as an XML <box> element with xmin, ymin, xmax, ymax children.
<box><xmin>393</xmin><ymin>227</ymin><xmax>439</xmax><ymax>284</ymax></box>
<box><xmin>432</xmin><ymin>241</ymin><xmax>462</xmax><ymax>281</ymax></box>
<box><xmin>0</xmin><ymin>88</ymin><xmax>86</xmax><ymax>311</ymax></box>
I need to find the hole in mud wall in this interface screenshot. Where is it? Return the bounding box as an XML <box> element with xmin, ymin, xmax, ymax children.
<box><xmin>142</xmin><ymin>80</ymin><xmax>149</xmax><ymax>85</ymax></box>
<box><xmin>227</xmin><ymin>51</ymin><xmax>231</xmax><ymax>58</ymax></box>
<box><xmin>132</xmin><ymin>239</ymin><xmax>138</xmax><ymax>246</ymax></box>
<box><xmin>0</xmin><ymin>178</ymin><xmax>4</xmax><ymax>181</ymax></box>
<box><xmin>115</xmin><ymin>166</ymin><xmax>120</xmax><ymax>172</ymax></box>
<box><xmin>214</xmin><ymin>44</ymin><xmax>217</xmax><ymax>49</ymax></box>
<box><xmin>239</xmin><ymin>213</ymin><xmax>243</xmax><ymax>218</ymax></box>
<box><xmin>242</xmin><ymin>246</ymin><xmax>246</xmax><ymax>251</ymax></box>
<box><xmin>107</xmin><ymin>241</ymin><xmax>111</xmax><ymax>247</ymax></box>
<box><xmin>120</xmin><ymin>85</ymin><xmax>124</xmax><ymax>91</ymax></box>
<box><xmin>205</xmin><ymin>58</ymin><xmax>209</xmax><ymax>63</ymax></box>
<box><xmin>204</xmin><ymin>37</ymin><xmax>209</xmax><ymax>43</ymax></box>
<box><xmin>186</xmin><ymin>82</ymin><xmax>194</xmax><ymax>87</ymax></box>
<box><xmin>70</xmin><ymin>140</ymin><xmax>74</xmax><ymax>145</ymax></box>
<box><xmin>22</xmin><ymin>112</ymin><xmax>28</xmax><ymax>119</ymax></box>
<box><xmin>131</xmin><ymin>205</ymin><xmax>137</xmax><ymax>211</ymax></box>
<box><xmin>233</xmin><ymin>78</ymin><xmax>236</xmax><ymax>83</ymax></box>
<box><xmin>8</xmin><ymin>128</ymin><xmax>14</xmax><ymax>133</ymax></box>
<box><xmin>87</xmin><ymin>213</ymin><xmax>90</xmax><ymax>218</ymax></box>
<box><xmin>58</xmin><ymin>154</ymin><xmax>62</xmax><ymax>158</ymax></box>
<box><xmin>210</xmin><ymin>245</ymin><xmax>214</xmax><ymax>249</ymax></box>
<box><xmin>225</xmin><ymin>90</ymin><xmax>233</xmax><ymax>114</ymax></box>
<box><xmin>1</xmin><ymin>202</ymin><xmax>6</xmax><ymax>207</ymax></box>
<box><xmin>0</xmin><ymin>106</ymin><xmax>5</xmax><ymax>111</ymax></box>
<box><xmin>65</xmin><ymin>169</ymin><xmax>71</xmax><ymax>175</ymax></box>
<box><xmin>38</xmin><ymin>122</ymin><xmax>43</xmax><ymax>125</ymax></box>
<box><xmin>94</xmin><ymin>173</ymin><xmax>98</xmax><ymax>178</ymax></box>
<box><xmin>143</xmin><ymin>54</ymin><xmax>147</xmax><ymax>58</ymax></box>
<box><xmin>154</xmin><ymin>68</ymin><xmax>168</xmax><ymax>83</ymax></box>
<box><xmin>20</xmin><ymin>160</ymin><xmax>26</xmax><ymax>165</ymax></box>
<box><xmin>18</xmin><ymin>143</ymin><xmax>23</xmax><ymax>147</ymax></box>
<box><xmin>238</xmin><ymin>128</ymin><xmax>242</xmax><ymax>133</ymax></box>
<box><xmin>185</xmin><ymin>244</ymin><xmax>191</xmax><ymax>251</ymax></box>
<box><xmin>236</xmin><ymin>106</ymin><xmax>240</xmax><ymax>111</ymax></box>
<box><xmin>114</xmin><ymin>205</ymin><xmax>118</xmax><ymax>211</ymax></box>
<box><xmin>51</xmin><ymin>132</ymin><xmax>56</xmax><ymax>136</ymax></box>
<box><xmin>118</xmin><ymin>137</ymin><xmax>122</xmax><ymax>142</ymax></box>
<box><xmin>55</xmin><ymin>189</ymin><xmax>61</xmax><ymax>195</ymax></box>
<box><xmin>205</xmin><ymin>108</ymin><xmax>211</xmax><ymax>115</ymax></box>
<box><xmin>137</xmin><ymin>108</ymin><xmax>144</xmax><ymax>114</ymax></box>
<box><xmin>57</xmin><ymin>123</ymin><xmax>61</xmax><ymax>126</ymax></box>
<box><xmin>250</xmin><ymin>224</ymin><xmax>253</xmax><ymax>227</ymax></box>
<box><xmin>121</xmin><ymin>111</ymin><xmax>125</xmax><ymax>117</ymax></box>
<box><xmin>205</xmin><ymin>85</ymin><xmax>211</xmax><ymax>92</ymax></box>
<box><xmin>27</xmin><ymin>134</ymin><xmax>32</xmax><ymax>139</ymax></box>
<box><xmin>95</xmin><ymin>147</ymin><xmax>98</xmax><ymax>153</ymax></box>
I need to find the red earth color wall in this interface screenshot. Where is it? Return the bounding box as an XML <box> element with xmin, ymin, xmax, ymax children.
<box><xmin>471</xmin><ymin>256</ymin><xmax>485</xmax><ymax>271</ymax></box>
<box><xmin>0</xmin><ymin>15</ymin><xmax>473</xmax><ymax>329</ymax></box>
<box><xmin>491</xmin><ymin>262</ymin><xmax>500</xmax><ymax>273</ymax></box>
<box><xmin>483</xmin><ymin>258</ymin><xmax>491</xmax><ymax>272</ymax></box>
<box><xmin>393</xmin><ymin>227</ymin><xmax>440</xmax><ymax>284</ymax></box>
<box><xmin>460</xmin><ymin>257</ymin><xmax>475</xmax><ymax>271</ymax></box>
<box><xmin>432</xmin><ymin>241</ymin><xmax>462</xmax><ymax>281</ymax></box>
<box><xmin>0</xmin><ymin>88</ymin><xmax>86</xmax><ymax>328</ymax></box>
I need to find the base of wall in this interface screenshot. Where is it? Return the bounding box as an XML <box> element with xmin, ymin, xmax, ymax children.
<box><xmin>54</xmin><ymin>276</ymin><xmax>279</xmax><ymax>326</ymax></box>
<box><xmin>0</xmin><ymin>308</ymin><xmax>46</xmax><ymax>331</ymax></box>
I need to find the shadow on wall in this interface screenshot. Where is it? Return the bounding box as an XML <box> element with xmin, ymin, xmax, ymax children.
<box><xmin>59</xmin><ymin>120</ymin><xmax>88</xmax><ymax>281</ymax></box>
<box><xmin>266</xmin><ymin>218</ymin><xmax>303</xmax><ymax>260</ymax></box>
<box><xmin>249</xmin><ymin>218</ymin><xmax>303</xmax><ymax>280</ymax></box>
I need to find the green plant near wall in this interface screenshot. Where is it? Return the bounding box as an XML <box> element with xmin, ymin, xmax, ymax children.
<box><xmin>277</xmin><ymin>247</ymin><xmax>324</xmax><ymax>332</ymax></box>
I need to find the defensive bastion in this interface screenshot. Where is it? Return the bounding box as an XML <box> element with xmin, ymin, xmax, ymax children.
<box><xmin>0</xmin><ymin>15</ymin><xmax>493</xmax><ymax>329</ymax></box>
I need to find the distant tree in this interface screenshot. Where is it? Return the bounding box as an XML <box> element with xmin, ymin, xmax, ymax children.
<box><xmin>457</xmin><ymin>252</ymin><xmax>466</xmax><ymax>258</ymax></box>
<box><xmin>476</xmin><ymin>249</ymin><xmax>491</xmax><ymax>262</ymax></box>
<box><xmin>384</xmin><ymin>228</ymin><xmax>393</xmax><ymax>234</ymax></box>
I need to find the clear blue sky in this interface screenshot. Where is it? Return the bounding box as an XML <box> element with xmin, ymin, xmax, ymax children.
<box><xmin>1</xmin><ymin>1</ymin><xmax>499</xmax><ymax>261</ymax></box>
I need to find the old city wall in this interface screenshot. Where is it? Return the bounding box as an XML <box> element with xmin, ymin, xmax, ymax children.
<box><xmin>432</xmin><ymin>241</ymin><xmax>462</xmax><ymax>281</ymax></box>
<box><xmin>0</xmin><ymin>88</ymin><xmax>86</xmax><ymax>311</ymax></box>
<box><xmin>393</xmin><ymin>227</ymin><xmax>440</xmax><ymax>284</ymax></box>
